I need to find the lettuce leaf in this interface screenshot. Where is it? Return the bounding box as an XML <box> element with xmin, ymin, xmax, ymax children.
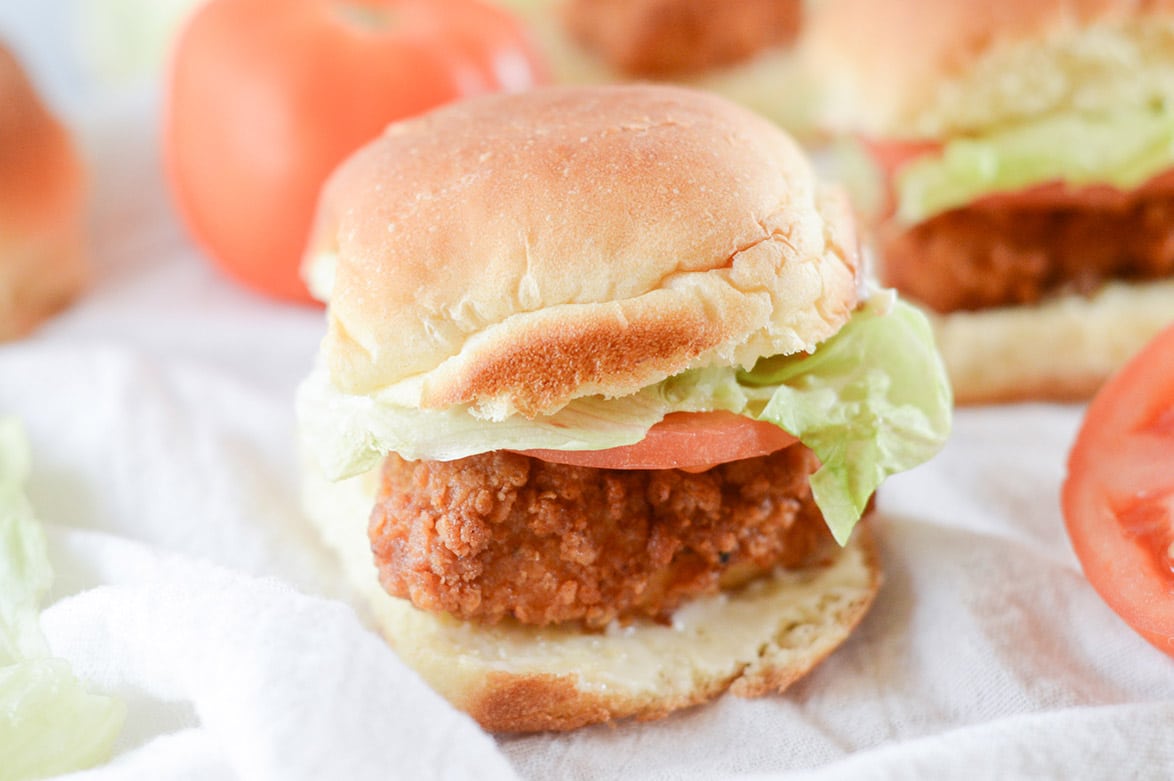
<box><xmin>299</xmin><ymin>293</ymin><xmax>953</xmax><ymax>543</ymax></box>
<box><xmin>0</xmin><ymin>418</ymin><xmax>125</xmax><ymax>781</ymax></box>
<box><xmin>739</xmin><ymin>292</ymin><xmax>953</xmax><ymax>544</ymax></box>
<box><xmin>298</xmin><ymin>367</ymin><xmax>752</xmax><ymax>478</ymax></box>
<box><xmin>896</xmin><ymin>104</ymin><xmax>1174</xmax><ymax>223</ymax></box>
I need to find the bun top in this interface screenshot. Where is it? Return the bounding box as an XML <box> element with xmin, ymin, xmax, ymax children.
<box><xmin>306</xmin><ymin>84</ymin><xmax>858</xmax><ymax>419</ymax></box>
<box><xmin>804</xmin><ymin>0</ymin><xmax>1174</xmax><ymax>139</ymax></box>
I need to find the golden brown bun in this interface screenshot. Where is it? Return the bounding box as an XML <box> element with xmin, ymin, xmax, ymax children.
<box><xmin>302</xmin><ymin>460</ymin><xmax>881</xmax><ymax>733</ymax></box>
<box><xmin>306</xmin><ymin>84</ymin><xmax>859</xmax><ymax>419</ymax></box>
<box><xmin>804</xmin><ymin>0</ymin><xmax>1174</xmax><ymax>138</ymax></box>
<box><xmin>0</xmin><ymin>44</ymin><xmax>87</xmax><ymax>340</ymax></box>
<box><xmin>931</xmin><ymin>280</ymin><xmax>1174</xmax><ymax>404</ymax></box>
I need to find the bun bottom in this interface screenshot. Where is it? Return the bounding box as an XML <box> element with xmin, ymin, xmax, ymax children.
<box><xmin>303</xmin><ymin>459</ymin><xmax>881</xmax><ymax>733</ymax></box>
<box><xmin>930</xmin><ymin>279</ymin><xmax>1174</xmax><ymax>405</ymax></box>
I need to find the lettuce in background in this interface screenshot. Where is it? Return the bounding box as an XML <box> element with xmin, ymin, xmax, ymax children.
<box><xmin>0</xmin><ymin>418</ymin><xmax>125</xmax><ymax>781</ymax></box>
<box><xmin>897</xmin><ymin>104</ymin><xmax>1174</xmax><ymax>223</ymax></box>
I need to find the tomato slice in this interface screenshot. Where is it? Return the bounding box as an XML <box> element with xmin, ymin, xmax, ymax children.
<box><xmin>971</xmin><ymin>168</ymin><xmax>1174</xmax><ymax>212</ymax></box>
<box><xmin>1062</xmin><ymin>323</ymin><xmax>1174</xmax><ymax>656</ymax></box>
<box><xmin>516</xmin><ymin>411</ymin><xmax>797</xmax><ymax>471</ymax></box>
<box><xmin>859</xmin><ymin>136</ymin><xmax>942</xmax><ymax>179</ymax></box>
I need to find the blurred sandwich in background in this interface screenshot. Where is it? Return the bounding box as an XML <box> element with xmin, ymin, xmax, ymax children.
<box><xmin>498</xmin><ymin>0</ymin><xmax>822</xmax><ymax>138</ymax></box>
<box><xmin>805</xmin><ymin>0</ymin><xmax>1174</xmax><ymax>404</ymax></box>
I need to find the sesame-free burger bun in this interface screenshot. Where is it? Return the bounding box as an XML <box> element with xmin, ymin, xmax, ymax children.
<box><xmin>304</xmin><ymin>84</ymin><xmax>859</xmax><ymax>418</ymax></box>
<box><xmin>931</xmin><ymin>280</ymin><xmax>1174</xmax><ymax>405</ymax></box>
<box><xmin>805</xmin><ymin>0</ymin><xmax>1174</xmax><ymax>138</ymax></box>
<box><xmin>0</xmin><ymin>43</ymin><xmax>87</xmax><ymax>340</ymax></box>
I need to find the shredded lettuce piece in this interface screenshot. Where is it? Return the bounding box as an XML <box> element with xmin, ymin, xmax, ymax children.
<box><xmin>896</xmin><ymin>104</ymin><xmax>1174</xmax><ymax>223</ymax></box>
<box><xmin>739</xmin><ymin>292</ymin><xmax>953</xmax><ymax>544</ymax></box>
<box><xmin>299</xmin><ymin>293</ymin><xmax>953</xmax><ymax>543</ymax></box>
<box><xmin>0</xmin><ymin>418</ymin><xmax>125</xmax><ymax>781</ymax></box>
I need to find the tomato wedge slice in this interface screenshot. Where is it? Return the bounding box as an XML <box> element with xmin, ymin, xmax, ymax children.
<box><xmin>1062</xmin><ymin>323</ymin><xmax>1174</xmax><ymax>656</ymax></box>
<box><xmin>516</xmin><ymin>411</ymin><xmax>797</xmax><ymax>471</ymax></box>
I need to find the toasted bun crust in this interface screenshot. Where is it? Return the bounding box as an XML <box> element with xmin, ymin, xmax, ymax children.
<box><xmin>932</xmin><ymin>279</ymin><xmax>1174</xmax><ymax>404</ymax></box>
<box><xmin>306</xmin><ymin>85</ymin><xmax>858</xmax><ymax>419</ymax></box>
<box><xmin>0</xmin><ymin>44</ymin><xmax>87</xmax><ymax>340</ymax></box>
<box><xmin>302</xmin><ymin>459</ymin><xmax>880</xmax><ymax>733</ymax></box>
<box><xmin>804</xmin><ymin>0</ymin><xmax>1174</xmax><ymax>138</ymax></box>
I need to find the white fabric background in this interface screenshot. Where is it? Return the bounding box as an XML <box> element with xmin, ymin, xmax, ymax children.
<box><xmin>2</xmin><ymin>4</ymin><xmax>1172</xmax><ymax>779</ymax></box>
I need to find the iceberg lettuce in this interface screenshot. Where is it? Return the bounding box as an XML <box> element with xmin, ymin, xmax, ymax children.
<box><xmin>0</xmin><ymin>419</ymin><xmax>125</xmax><ymax>781</ymax></box>
<box><xmin>896</xmin><ymin>105</ymin><xmax>1174</xmax><ymax>223</ymax></box>
<box><xmin>739</xmin><ymin>292</ymin><xmax>952</xmax><ymax>543</ymax></box>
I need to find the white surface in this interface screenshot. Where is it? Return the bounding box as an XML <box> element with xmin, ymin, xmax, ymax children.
<box><xmin>3</xmin><ymin>5</ymin><xmax>1173</xmax><ymax>780</ymax></box>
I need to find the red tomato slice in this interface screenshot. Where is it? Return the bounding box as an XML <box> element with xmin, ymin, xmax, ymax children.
<box><xmin>859</xmin><ymin>136</ymin><xmax>942</xmax><ymax>179</ymax></box>
<box><xmin>1062</xmin><ymin>323</ymin><xmax>1174</xmax><ymax>656</ymax></box>
<box><xmin>857</xmin><ymin>136</ymin><xmax>941</xmax><ymax>219</ymax></box>
<box><xmin>971</xmin><ymin>168</ymin><xmax>1174</xmax><ymax>211</ymax></box>
<box><xmin>516</xmin><ymin>411</ymin><xmax>797</xmax><ymax>471</ymax></box>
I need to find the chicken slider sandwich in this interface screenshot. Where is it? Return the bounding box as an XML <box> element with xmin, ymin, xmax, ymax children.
<box><xmin>500</xmin><ymin>0</ymin><xmax>820</xmax><ymax>138</ymax></box>
<box><xmin>297</xmin><ymin>84</ymin><xmax>951</xmax><ymax>732</ymax></box>
<box><xmin>805</xmin><ymin>0</ymin><xmax>1174</xmax><ymax>403</ymax></box>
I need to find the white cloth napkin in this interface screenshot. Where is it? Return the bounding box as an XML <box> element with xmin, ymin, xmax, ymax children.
<box><xmin>3</xmin><ymin>6</ymin><xmax>1173</xmax><ymax>779</ymax></box>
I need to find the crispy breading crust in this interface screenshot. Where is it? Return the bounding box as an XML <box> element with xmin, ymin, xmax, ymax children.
<box><xmin>369</xmin><ymin>447</ymin><xmax>833</xmax><ymax>627</ymax></box>
<box><xmin>881</xmin><ymin>188</ymin><xmax>1174</xmax><ymax>314</ymax></box>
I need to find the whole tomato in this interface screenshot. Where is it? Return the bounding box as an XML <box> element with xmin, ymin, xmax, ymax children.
<box><xmin>164</xmin><ymin>0</ymin><xmax>546</xmax><ymax>302</ymax></box>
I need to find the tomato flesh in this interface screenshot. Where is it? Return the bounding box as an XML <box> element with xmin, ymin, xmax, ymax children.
<box><xmin>1062</xmin><ymin>323</ymin><xmax>1174</xmax><ymax>655</ymax></box>
<box><xmin>1115</xmin><ymin>490</ymin><xmax>1174</xmax><ymax>588</ymax></box>
<box><xmin>516</xmin><ymin>411</ymin><xmax>797</xmax><ymax>471</ymax></box>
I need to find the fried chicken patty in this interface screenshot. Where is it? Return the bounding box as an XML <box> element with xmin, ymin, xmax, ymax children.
<box><xmin>882</xmin><ymin>192</ymin><xmax>1174</xmax><ymax>313</ymax></box>
<box><xmin>368</xmin><ymin>445</ymin><xmax>834</xmax><ymax>628</ymax></box>
<box><xmin>564</xmin><ymin>0</ymin><xmax>802</xmax><ymax>77</ymax></box>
